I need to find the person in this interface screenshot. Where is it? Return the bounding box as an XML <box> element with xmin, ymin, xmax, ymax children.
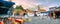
<box><xmin>34</xmin><ymin>11</ymin><xmax>37</xmax><ymax>16</ymax></box>
<box><xmin>15</xmin><ymin>17</ymin><xmax>25</xmax><ymax>24</ymax></box>
<box><xmin>25</xmin><ymin>15</ymin><xmax>28</xmax><ymax>19</ymax></box>
<box><xmin>8</xmin><ymin>17</ymin><xmax>18</xmax><ymax>24</ymax></box>
<box><xmin>0</xmin><ymin>19</ymin><xmax>4</xmax><ymax>24</ymax></box>
<box><xmin>0</xmin><ymin>21</ymin><xmax>4</xmax><ymax>24</ymax></box>
<box><xmin>7</xmin><ymin>11</ymin><xmax>12</xmax><ymax>16</ymax></box>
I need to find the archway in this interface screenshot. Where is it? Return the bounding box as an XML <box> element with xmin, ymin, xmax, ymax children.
<box><xmin>55</xmin><ymin>11</ymin><xmax>60</xmax><ymax>18</ymax></box>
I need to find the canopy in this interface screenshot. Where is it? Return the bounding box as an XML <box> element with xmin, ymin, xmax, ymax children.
<box><xmin>0</xmin><ymin>0</ymin><xmax>15</xmax><ymax>8</ymax></box>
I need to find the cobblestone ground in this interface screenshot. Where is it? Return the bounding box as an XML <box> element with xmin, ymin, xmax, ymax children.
<box><xmin>23</xmin><ymin>16</ymin><xmax>60</xmax><ymax>24</ymax></box>
<box><xmin>0</xmin><ymin>15</ymin><xmax>60</xmax><ymax>24</ymax></box>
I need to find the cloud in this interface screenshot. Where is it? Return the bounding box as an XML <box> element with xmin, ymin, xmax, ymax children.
<box><xmin>12</xmin><ymin>0</ymin><xmax>41</xmax><ymax>9</ymax></box>
<box><xmin>12</xmin><ymin>0</ymin><xmax>60</xmax><ymax>9</ymax></box>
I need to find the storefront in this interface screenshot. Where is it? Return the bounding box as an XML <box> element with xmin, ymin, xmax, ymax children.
<box><xmin>49</xmin><ymin>9</ymin><xmax>60</xmax><ymax>18</ymax></box>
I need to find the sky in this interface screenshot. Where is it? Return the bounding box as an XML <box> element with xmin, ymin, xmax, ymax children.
<box><xmin>5</xmin><ymin>0</ymin><xmax>60</xmax><ymax>11</ymax></box>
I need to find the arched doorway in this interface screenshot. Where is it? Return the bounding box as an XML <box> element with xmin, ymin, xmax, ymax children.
<box><xmin>55</xmin><ymin>11</ymin><xmax>60</xmax><ymax>18</ymax></box>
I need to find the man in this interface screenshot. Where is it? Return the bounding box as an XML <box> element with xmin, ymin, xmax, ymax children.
<box><xmin>15</xmin><ymin>17</ymin><xmax>25</xmax><ymax>24</ymax></box>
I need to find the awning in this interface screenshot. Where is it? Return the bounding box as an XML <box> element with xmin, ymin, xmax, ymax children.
<box><xmin>0</xmin><ymin>1</ymin><xmax>15</xmax><ymax>8</ymax></box>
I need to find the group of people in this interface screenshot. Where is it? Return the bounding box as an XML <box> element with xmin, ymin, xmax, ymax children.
<box><xmin>0</xmin><ymin>17</ymin><xmax>25</xmax><ymax>24</ymax></box>
<box><xmin>0</xmin><ymin>15</ymin><xmax>32</xmax><ymax>24</ymax></box>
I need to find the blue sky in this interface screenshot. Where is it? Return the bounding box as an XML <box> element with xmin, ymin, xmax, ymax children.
<box><xmin>4</xmin><ymin>0</ymin><xmax>60</xmax><ymax>7</ymax></box>
<box><xmin>34</xmin><ymin>0</ymin><xmax>60</xmax><ymax>7</ymax></box>
<box><xmin>4</xmin><ymin>0</ymin><xmax>60</xmax><ymax>10</ymax></box>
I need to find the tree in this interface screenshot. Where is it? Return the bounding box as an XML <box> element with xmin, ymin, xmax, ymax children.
<box><xmin>15</xmin><ymin>5</ymin><xmax>25</xmax><ymax>15</ymax></box>
<box><xmin>16</xmin><ymin>5</ymin><xmax>24</xmax><ymax>10</ymax></box>
<box><xmin>16</xmin><ymin>5</ymin><xmax>24</xmax><ymax>11</ymax></box>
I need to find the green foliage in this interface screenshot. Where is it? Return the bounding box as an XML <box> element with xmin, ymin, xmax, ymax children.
<box><xmin>16</xmin><ymin>5</ymin><xmax>24</xmax><ymax>10</ymax></box>
<box><xmin>9</xmin><ymin>7</ymin><xmax>14</xmax><ymax>12</ymax></box>
<box><xmin>15</xmin><ymin>5</ymin><xmax>24</xmax><ymax>12</ymax></box>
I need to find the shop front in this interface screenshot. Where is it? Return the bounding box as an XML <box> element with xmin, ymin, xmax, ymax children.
<box><xmin>49</xmin><ymin>10</ymin><xmax>60</xmax><ymax>19</ymax></box>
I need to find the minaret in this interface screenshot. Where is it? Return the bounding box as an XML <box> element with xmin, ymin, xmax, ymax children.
<box><xmin>38</xmin><ymin>5</ymin><xmax>40</xmax><ymax>10</ymax></box>
<box><xmin>37</xmin><ymin>5</ymin><xmax>40</xmax><ymax>12</ymax></box>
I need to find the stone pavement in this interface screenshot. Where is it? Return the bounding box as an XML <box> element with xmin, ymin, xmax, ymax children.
<box><xmin>0</xmin><ymin>15</ymin><xmax>60</xmax><ymax>24</ymax></box>
<box><xmin>23</xmin><ymin>16</ymin><xmax>60</xmax><ymax>24</ymax></box>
